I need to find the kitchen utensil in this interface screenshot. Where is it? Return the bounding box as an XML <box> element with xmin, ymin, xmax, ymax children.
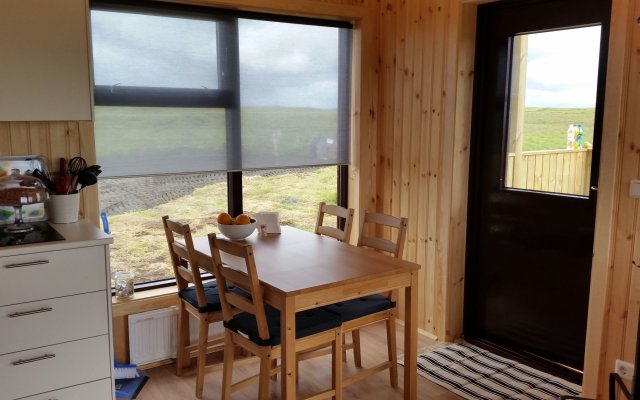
<box><xmin>68</xmin><ymin>156</ymin><xmax>87</xmax><ymax>176</ymax></box>
<box><xmin>48</xmin><ymin>192</ymin><xmax>80</xmax><ymax>223</ymax></box>
<box><xmin>86</xmin><ymin>165</ymin><xmax>102</xmax><ymax>176</ymax></box>
<box><xmin>77</xmin><ymin>169</ymin><xmax>98</xmax><ymax>190</ymax></box>
<box><xmin>56</xmin><ymin>158</ymin><xmax>69</xmax><ymax>194</ymax></box>
<box><xmin>31</xmin><ymin>168</ymin><xmax>56</xmax><ymax>192</ymax></box>
<box><xmin>67</xmin><ymin>157</ymin><xmax>87</xmax><ymax>193</ymax></box>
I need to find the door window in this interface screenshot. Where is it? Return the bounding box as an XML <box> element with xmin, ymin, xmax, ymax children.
<box><xmin>504</xmin><ymin>26</ymin><xmax>601</xmax><ymax>196</ymax></box>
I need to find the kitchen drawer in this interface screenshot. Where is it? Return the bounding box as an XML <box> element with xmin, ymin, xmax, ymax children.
<box><xmin>0</xmin><ymin>291</ymin><xmax>109</xmax><ymax>355</ymax></box>
<box><xmin>0</xmin><ymin>246</ymin><xmax>106</xmax><ymax>306</ymax></box>
<box><xmin>0</xmin><ymin>335</ymin><xmax>111</xmax><ymax>400</ymax></box>
<box><xmin>18</xmin><ymin>378</ymin><xmax>113</xmax><ymax>400</ymax></box>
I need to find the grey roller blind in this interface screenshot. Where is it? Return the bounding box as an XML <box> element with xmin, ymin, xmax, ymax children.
<box><xmin>90</xmin><ymin>4</ymin><xmax>351</xmax><ymax>178</ymax></box>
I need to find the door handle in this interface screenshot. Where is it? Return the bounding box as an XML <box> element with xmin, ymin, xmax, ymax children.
<box><xmin>3</xmin><ymin>260</ymin><xmax>49</xmax><ymax>269</ymax></box>
<box><xmin>9</xmin><ymin>307</ymin><xmax>53</xmax><ymax>318</ymax></box>
<box><xmin>11</xmin><ymin>353</ymin><xmax>56</xmax><ymax>366</ymax></box>
<box><xmin>590</xmin><ymin>186</ymin><xmax>598</xmax><ymax>191</ymax></box>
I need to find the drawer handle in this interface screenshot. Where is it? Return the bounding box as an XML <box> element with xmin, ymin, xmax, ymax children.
<box><xmin>4</xmin><ymin>260</ymin><xmax>50</xmax><ymax>269</ymax></box>
<box><xmin>12</xmin><ymin>353</ymin><xmax>56</xmax><ymax>366</ymax></box>
<box><xmin>9</xmin><ymin>307</ymin><xmax>53</xmax><ymax>318</ymax></box>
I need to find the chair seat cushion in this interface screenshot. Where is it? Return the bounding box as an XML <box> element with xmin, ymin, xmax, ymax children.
<box><xmin>224</xmin><ymin>305</ymin><xmax>341</xmax><ymax>347</ymax></box>
<box><xmin>179</xmin><ymin>281</ymin><xmax>248</xmax><ymax>313</ymax></box>
<box><xmin>321</xmin><ymin>294</ymin><xmax>395</xmax><ymax>322</ymax></box>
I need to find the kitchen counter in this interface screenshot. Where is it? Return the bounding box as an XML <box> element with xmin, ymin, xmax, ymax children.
<box><xmin>0</xmin><ymin>220</ymin><xmax>112</xmax><ymax>256</ymax></box>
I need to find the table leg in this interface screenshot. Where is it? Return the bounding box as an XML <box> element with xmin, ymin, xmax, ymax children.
<box><xmin>404</xmin><ymin>272</ymin><xmax>418</xmax><ymax>399</ymax></box>
<box><xmin>281</xmin><ymin>296</ymin><xmax>297</xmax><ymax>400</ymax></box>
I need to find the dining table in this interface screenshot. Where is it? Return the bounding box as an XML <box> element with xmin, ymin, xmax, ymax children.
<box><xmin>192</xmin><ymin>225</ymin><xmax>421</xmax><ymax>400</ymax></box>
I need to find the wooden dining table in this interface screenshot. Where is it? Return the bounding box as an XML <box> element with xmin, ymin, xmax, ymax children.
<box><xmin>192</xmin><ymin>225</ymin><xmax>421</xmax><ymax>400</ymax></box>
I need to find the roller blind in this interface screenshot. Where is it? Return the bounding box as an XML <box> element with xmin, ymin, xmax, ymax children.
<box><xmin>90</xmin><ymin>1</ymin><xmax>352</xmax><ymax>177</ymax></box>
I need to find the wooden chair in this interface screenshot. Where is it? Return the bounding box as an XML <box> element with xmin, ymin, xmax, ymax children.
<box><xmin>322</xmin><ymin>211</ymin><xmax>408</xmax><ymax>388</ymax></box>
<box><xmin>162</xmin><ymin>215</ymin><xmax>226</xmax><ymax>399</ymax></box>
<box><xmin>314</xmin><ymin>202</ymin><xmax>355</xmax><ymax>243</ymax></box>
<box><xmin>208</xmin><ymin>233</ymin><xmax>343</xmax><ymax>400</ymax></box>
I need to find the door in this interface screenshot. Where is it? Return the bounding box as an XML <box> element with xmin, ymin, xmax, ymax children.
<box><xmin>464</xmin><ymin>0</ymin><xmax>611</xmax><ymax>382</ymax></box>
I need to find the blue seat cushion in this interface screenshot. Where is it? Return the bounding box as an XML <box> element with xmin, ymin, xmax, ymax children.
<box><xmin>179</xmin><ymin>281</ymin><xmax>249</xmax><ymax>314</ymax></box>
<box><xmin>224</xmin><ymin>305</ymin><xmax>341</xmax><ymax>347</ymax></box>
<box><xmin>321</xmin><ymin>294</ymin><xmax>395</xmax><ymax>322</ymax></box>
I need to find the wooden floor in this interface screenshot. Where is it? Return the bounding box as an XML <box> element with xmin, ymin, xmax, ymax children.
<box><xmin>136</xmin><ymin>322</ymin><xmax>464</xmax><ymax>400</ymax></box>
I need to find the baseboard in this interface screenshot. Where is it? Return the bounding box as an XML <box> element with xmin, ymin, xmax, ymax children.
<box><xmin>395</xmin><ymin>318</ymin><xmax>439</xmax><ymax>341</ymax></box>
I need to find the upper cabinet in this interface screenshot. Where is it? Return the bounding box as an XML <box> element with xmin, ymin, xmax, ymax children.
<box><xmin>0</xmin><ymin>0</ymin><xmax>92</xmax><ymax>121</ymax></box>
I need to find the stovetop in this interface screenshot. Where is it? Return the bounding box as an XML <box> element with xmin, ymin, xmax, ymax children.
<box><xmin>0</xmin><ymin>222</ymin><xmax>65</xmax><ymax>247</ymax></box>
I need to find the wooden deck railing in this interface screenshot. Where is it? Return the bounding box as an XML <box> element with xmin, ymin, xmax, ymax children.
<box><xmin>506</xmin><ymin>148</ymin><xmax>592</xmax><ymax>196</ymax></box>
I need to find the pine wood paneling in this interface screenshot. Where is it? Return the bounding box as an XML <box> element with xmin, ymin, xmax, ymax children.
<box><xmin>579</xmin><ymin>0</ymin><xmax>636</xmax><ymax>395</ymax></box>
<box><xmin>592</xmin><ymin>0</ymin><xmax>640</xmax><ymax>397</ymax></box>
<box><xmin>444</xmin><ymin>1</ymin><xmax>475</xmax><ymax>346</ymax></box>
<box><xmin>0</xmin><ymin>123</ymin><xmax>11</xmax><ymax>157</ymax></box>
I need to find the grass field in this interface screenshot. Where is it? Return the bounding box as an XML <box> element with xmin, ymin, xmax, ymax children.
<box><xmin>108</xmin><ymin>167</ymin><xmax>337</xmax><ymax>283</ymax></box>
<box><xmin>522</xmin><ymin>107</ymin><xmax>595</xmax><ymax>151</ymax></box>
<box><xmin>94</xmin><ymin>106</ymin><xmax>339</xmax><ymax>158</ymax></box>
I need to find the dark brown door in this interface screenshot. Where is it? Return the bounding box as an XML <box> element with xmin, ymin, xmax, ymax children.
<box><xmin>464</xmin><ymin>0</ymin><xmax>611</xmax><ymax>382</ymax></box>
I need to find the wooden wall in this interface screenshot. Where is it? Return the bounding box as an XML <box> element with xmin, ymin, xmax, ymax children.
<box><xmin>371</xmin><ymin>0</ymin><xmax>640</xmax><ymax>397</ymax></box>
<box><xmin>3</xmin><ymin>0</ymin><xmax>640</xmax><ymax>396</ymax></box>
<box><xmin>595</xmin><ymin>0</ymin><xmax>640</xmax><ymax>397</ymax></box>
<box><xmin>372</xmin><ymin>0</ymin><xmax>473</xmax><ymax>341</ymax></box>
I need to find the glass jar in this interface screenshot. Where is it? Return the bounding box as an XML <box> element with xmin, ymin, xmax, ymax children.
<box><xmin>113</xmin><ymin>270</ymin><xmax>135</xmax><ymax>299</ymax></box>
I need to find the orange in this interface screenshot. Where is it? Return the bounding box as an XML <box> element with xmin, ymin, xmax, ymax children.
<box><xmin>217</xmin><ymin>212</ymin><xmax>232</xmax><ymax>225</ymax></box>
<box><xmin>235</xmin><ymin>214</ymin><xmax>251</xmax><ymax>225</ymax></box>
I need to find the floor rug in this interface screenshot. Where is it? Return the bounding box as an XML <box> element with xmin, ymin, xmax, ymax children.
<box><xmin>399</xmin><ymin>342</ymin><xmax>581</xmax><ymax>400</ymax></box>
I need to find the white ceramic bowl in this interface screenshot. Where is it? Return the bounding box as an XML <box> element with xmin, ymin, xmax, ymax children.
<box><xmin>218</xmin><ymin>220</ymin><xmax>257</xmax><ymax>240</ymax></box>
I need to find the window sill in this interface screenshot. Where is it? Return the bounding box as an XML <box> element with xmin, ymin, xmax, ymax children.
<box><xmin>112</xmin><ymin>285</ymin><xmax>179</xmax><ymax>318</ymax></box>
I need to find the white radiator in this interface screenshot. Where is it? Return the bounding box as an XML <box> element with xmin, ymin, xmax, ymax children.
<box><xmin>128</xmin><ymin>306</ymin><xmax>224</xmax><ymax>366</ymax></box>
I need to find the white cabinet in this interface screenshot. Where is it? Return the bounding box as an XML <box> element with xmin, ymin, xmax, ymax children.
<box><xmin>20</xmin><ymin>379</ymin><xmax>113</xmax><ymax>400</ymax></box>
<box><xmin>0</xmin><ymin>221</ymin><xmax>114</xmax><ymax>400</ymax></box>
<box><xmin>0</xmin><ymin>0</ymin><xmax>93</xmax><ymax>121</ymax></box>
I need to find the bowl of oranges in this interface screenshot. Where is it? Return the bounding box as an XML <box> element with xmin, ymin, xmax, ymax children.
<box><xmin>216</xmin><ymin>212</ymin><xmax>257</xmax><ymax>240</ymax></box>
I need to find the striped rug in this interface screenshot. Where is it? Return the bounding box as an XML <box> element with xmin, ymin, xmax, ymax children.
<box><xmin>400</xmin><ymin>342</ymin><xmax>581</xmax><ymax>400</ymax></box>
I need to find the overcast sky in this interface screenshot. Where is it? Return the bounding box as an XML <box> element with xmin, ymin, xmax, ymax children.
<box><xmin>524</xmin><ymin>25</ymin><xmax>602</xmax><ymax>108</ymax></box>
<box><xmin>92</xmin><ymin>11</ymin><xmax>601</xmax><ymax>110</ymax></box>
<box><xmin>91</xmin><ymin>11</ymin><xmax>340</xmax><ymax>109</ymax></box>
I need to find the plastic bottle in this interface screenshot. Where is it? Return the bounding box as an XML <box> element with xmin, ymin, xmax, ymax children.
<box><xmin>567</xmin><ymin>124</ymin><xmax>575</xmax><ymax>149</ymax></box>
<box><xmin>577</xmin><ymin>123</ymin><xmax>584</xmax><ymax>149</ymax></box>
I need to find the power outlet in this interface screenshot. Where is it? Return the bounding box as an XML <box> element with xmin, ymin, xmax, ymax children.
<box><xmin>615</xmin><ymin>359</ymin><xmax>635</xmax><ymax>380</ymax></box>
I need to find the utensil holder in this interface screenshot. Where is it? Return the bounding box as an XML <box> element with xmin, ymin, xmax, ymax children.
<box><xmin>49</xmin><ymin>193</ymin><xmax>80</xmax><ymax>223</ymax></box>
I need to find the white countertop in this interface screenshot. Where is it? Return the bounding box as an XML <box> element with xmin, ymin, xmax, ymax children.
<box><xmin>0</xmin><ymin>220</ymin><xmax>113</xmax><ymax>257</ymax></box>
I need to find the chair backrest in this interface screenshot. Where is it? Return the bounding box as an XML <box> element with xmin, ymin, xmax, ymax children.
<box><xmin>162</xmin><ymin>215</ymin><xmax>209</xmax><ymax>309</ymax></box>
<box><xmin>314</xmin><ymin>202</ymin><xmax>355</xmax><ymax>243</ymax></box>
<box><xmin>357</xmin><ymin>211</ymin><xmax>408</xmax><ymax>259</ymax></box>
<box><xmin>208</xmin><ymin>233</ymin><xmax>271</xmax><ymax>342</ymax></box>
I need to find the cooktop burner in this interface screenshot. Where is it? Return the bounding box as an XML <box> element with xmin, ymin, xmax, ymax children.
<box><xmin>0</xmin><ymin>222</ymin><xmax>65</xmax><ymax>247</ymax></box>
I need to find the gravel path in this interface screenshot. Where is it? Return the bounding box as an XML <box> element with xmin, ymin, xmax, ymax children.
<box><xmin>98</xmin><ymin>168</ymin><xmax>319</xmax><ymax>216</ymax></box>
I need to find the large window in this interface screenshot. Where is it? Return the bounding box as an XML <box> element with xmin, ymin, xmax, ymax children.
<box><xmin>90</xmin><ymin>1</ymin><xmax>352</xmax><ymax>286</ymax></box>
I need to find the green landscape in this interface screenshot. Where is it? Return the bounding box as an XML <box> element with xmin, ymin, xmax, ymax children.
<box><xmin>106</xmin><ymin>167</ymin><xmax>337</xmax><ymax>283</ymax></box>
<box><xmin>95</xmin><ymin>106</ymin><xmax>594</xmax><ymax>156</ymax></box>
<box><xmin>94</xmin><ymin>106</ymin><xmax>339</xmax><ymax>158</ymax></box>
<box><xmin>520</xmin><ymin>107</ymin><xmax>595</xmax><ymax>151</ymax></box>
<box><xmin>102</xmin><ymin>107</ymin><xmax>595</xmax><ymax>284</ymax></box>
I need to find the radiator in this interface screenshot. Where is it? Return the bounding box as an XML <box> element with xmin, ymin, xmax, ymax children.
<box><xmin>128</xmin><ymin>306</ymin><xmax>224</xmax><ymax>366</ymax></box>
